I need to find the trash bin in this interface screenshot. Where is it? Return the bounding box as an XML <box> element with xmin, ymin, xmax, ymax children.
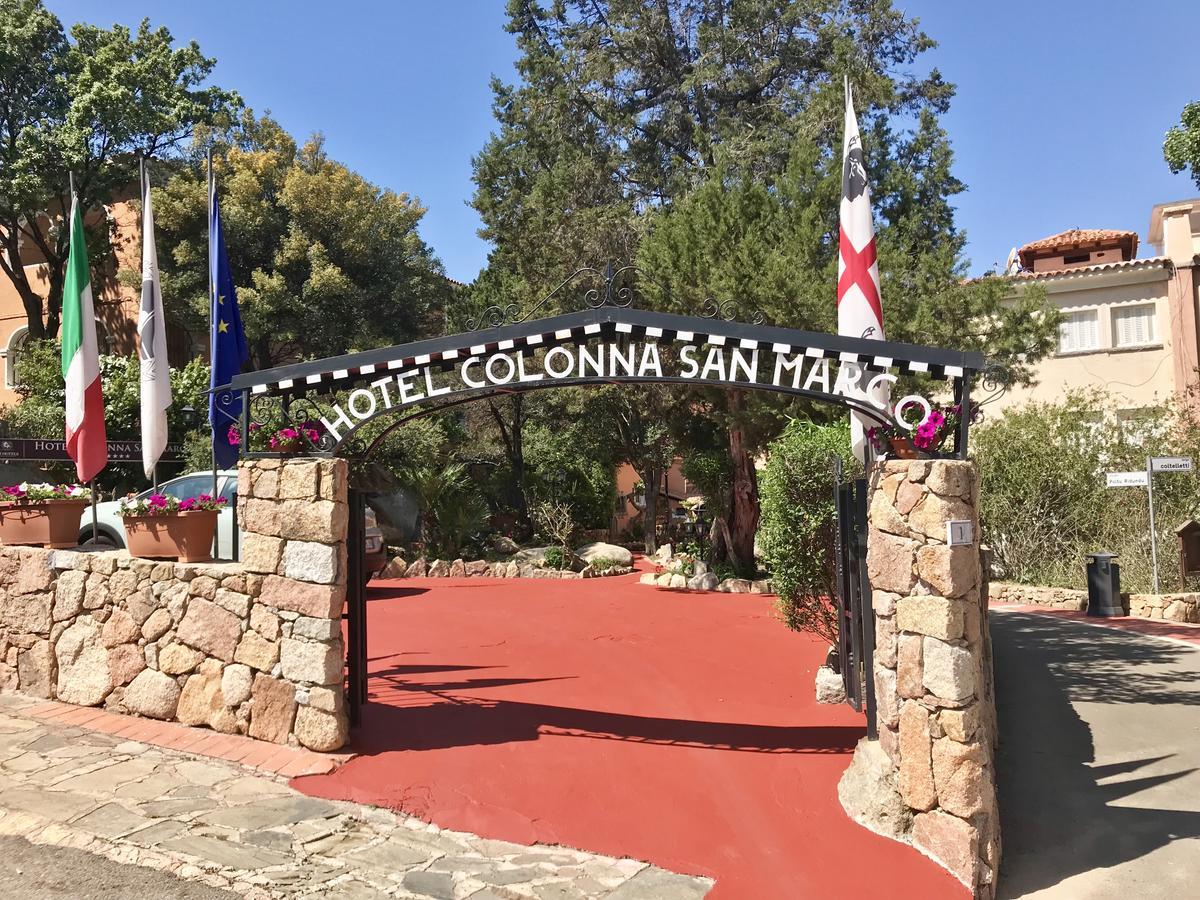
<box><xmin>1085</xmin><ymin>552</ymin><xmax>1123</xmax><ymax>617</ymax></box>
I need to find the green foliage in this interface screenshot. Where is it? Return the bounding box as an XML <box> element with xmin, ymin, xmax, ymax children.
<box><xmin>588</xmin><ymin>556</ymin><xmax>618</xmax><ymax>573</ymax></box>
<box><xmin>398</xmin><ymin>460</ymin><xmax>488</xmax><ymax>560</ymax></box>
<box><xmin>1164</xmin><ymin>100</ymin><xmax>1200</xmax><ymax>187</ymax></box>
<box><xmin>154</xmin><ymin>111</ymin><xmax>450</xmax><ymax>369</ymax></box>
<box><xmin>0</xmin><ymin>1</ymin><xmax>239</xmax><ymax>338</ymax></box>
<box><xmin>758</xmin><ymin>420</ymin><xmax>856</xmax><ymax>643</ymax></box>
<box><xmin>542</xmin><ymin>546</ymin><xmax>566</xmax><ymax>571</ymax></box>
<box><xmin>976</xmin><ymin>392</ymin><xmax>1200</xmax><ymax>593</ymax></box>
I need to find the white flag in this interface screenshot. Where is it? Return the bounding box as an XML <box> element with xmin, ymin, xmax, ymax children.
<box><xmin>837</xmin><ymin>79</ymin><xmax>886</xmax><ymax>464</ymax></box>
<box><xmin>138</xmin><ymin>166</ymin><xmax>171</xmax><ymax>478</ymax></box>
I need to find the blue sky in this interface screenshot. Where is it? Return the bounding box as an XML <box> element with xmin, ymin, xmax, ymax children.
<box><xmin>48</xmin><ymin>1</ymin><xmax>1199</xmax><ymax>281</ymax></box>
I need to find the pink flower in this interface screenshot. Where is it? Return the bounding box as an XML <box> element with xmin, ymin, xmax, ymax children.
<box><xmin>148</xmin><ymin>493</ymin><xmax>168</xmax><ymax>508</ymax></box>
<box><xmin>178</xmin><ymin>497</ymin><xmax>196</xmax><ymax>511</ymax></box>
<box><xmin>227</xmin><ymin>425</ymin><xmax>241</xmax><ymax>447</ymax></box>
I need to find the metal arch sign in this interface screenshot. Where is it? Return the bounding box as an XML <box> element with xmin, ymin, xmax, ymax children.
<box><xmin>226</xmin><ymin>304</ymin><xmax>990</xmax><ymax>457</ymax></box>
<box><xmin>316</xmin><ymin>338</ymin><xmax>930</xmax><ymax>445</ymax></box>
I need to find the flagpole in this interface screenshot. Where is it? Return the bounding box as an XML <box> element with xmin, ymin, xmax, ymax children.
<box><xmin>139</xmin><ymin>152</ymin><xmax>158</xmax><ymax>492</ymax></box>
<box><xmin>69</xmin><ymin>169</ymin><xmax>100</xmax><ymax>545</ymax></box>
<box><xmin>208</xmin><ymin>149</ymin><xmax>221</xmax><ymax>557</ymax></box>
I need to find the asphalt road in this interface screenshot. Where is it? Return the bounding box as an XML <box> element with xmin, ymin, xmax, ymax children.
<box><xmin>991</xmin><ymin>610</ymin><xmax>1200</xmax><ymax>899</ymax></box>
<box><xmin>0</xmin><ymin>835</ymin><xmax>238</xmax><ymax>899</ymax></box>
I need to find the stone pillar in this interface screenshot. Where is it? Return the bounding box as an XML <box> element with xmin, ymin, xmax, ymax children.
<box><xmin>238</xmin><ymin>457</ymin><xmax>350</xmax><ymax>750</ymax></box>
<box><xmin>839</xmin><ymin>459</ymin><xmax>1000</xmax><ymax>898</ymax></box>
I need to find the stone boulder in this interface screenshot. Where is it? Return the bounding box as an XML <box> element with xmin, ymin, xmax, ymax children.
<box><xmin>575</xmin><ymin>542</ymin><xmax>634</xmax><ymax>568</ymax></box>
<box><xmin>55</xmin><ymin>618</ymin><xmax>112</xmax><ymax>706</ymax></box>
<box><xmin>512</xmin><ymin>547</ymin><xmax>549</xmax><ymax>565</ymax></box>
<box><xmin>838</xmin><ymin>737</ymin><xmax>912</xmax><ymax>841</ymax></box>
<box><xmin>687</xmin><ymin>572</ymin><xmax>719</xmax><ymax>591</ymax></box>
<box><xmin>379</xmin><ymin>556</ymin><xmax>407</xmax><ymax>579</ymax></box>
<box><xmin>815</xmin><ymin>665</ymin><xmax>847</xmax><ymax>704</ymax></box>
<box><xmin>638</xmin><ymin>572</ymin><xmax>658</xmax><ymax>586</ymax></box>
<box><xmin>124</xmin><ymin>668</ymin><xmax>182</xmax><ymax>720</ymax></box>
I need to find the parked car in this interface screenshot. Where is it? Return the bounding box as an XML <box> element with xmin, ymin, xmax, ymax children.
<box><xmin>78</xmin><ymin>470</ymin><xmax>386</xmax><ymax>581</ymax></box>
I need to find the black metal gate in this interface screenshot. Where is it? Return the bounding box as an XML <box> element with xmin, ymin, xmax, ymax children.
<box><xmin>833</xmin><ymin>462</ymin><xmax>876</xmax><ymax>738</ymax></box>
<box><xmin>345</xmin><ymin>489</ymin><xmax>368</xmax><ymax>726</ymax></box>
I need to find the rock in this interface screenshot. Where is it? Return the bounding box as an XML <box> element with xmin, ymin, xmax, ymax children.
<box><xmin>869</xmin><ymin>488</ymin><xmax>912</xmax><ymax>538</ymax></box>
<box><xmin>926</xmin><ymin>461</ymin><xmax>974</xmax><ymax>500</ymax></box>
<box><xmin>895</xmin><ymin>479</ymin><xmax>925</xmax><ymax>516</ymax></box>
<box><xmin>875</xmin><ymin>613</ymin><xmax>897</xmax><ymax>668</ymax></box>
<box><xmin>687</xmin><ymin>572</ymin><xmax>719</xmax><ymax>591</ymax></box>
<box><xmin>1164</xmin><ymin>599</ymin><xmax>1191</xmax><ymax>622</ymax></box>
<box><xmin>379</xmin><ymin>556</ymin><xmax>408</xmax><ymax>579</ymax></box>
<box><xmin>932</xmin><ymin>737</ymin><xmax>989</xmax><ymax>818</ymax></box>
<box><xmin>258</xmin><ymin>575</ymin><xmax>342</xmax><ymax>619</ymax></box>
<box><xmin>575</xmin><ymin>542</ymin><xmax>634</xmax><ymax>568</ymax></box>
<box><xmin>241</xmin><ymin>533</ymin><xmax>284</xmax><ymax>575</ymax></box>
<box><xmin>866</xmin><ymin>529</ymin><xmax>917</xmax><ymax>595</ymax></box>
<box><xmin>912</xmin><ymin>810</ymin><xmax>979</xmax><ymax>888</ymax></box>
<box><xmin>106</xmin><ymin>644</ymin><xmax>145</xmax><ymax>686</ymax></box>
<box><xmin>815</xmin><ymin>665</ymin><xmax>846</xmax><ymax>704</ymax></box>
<box><xmin>100</xmin><ymin>609</ymin><xmax>140</xmax><ymax>649</ymax></box>
<box><xmin>838</xmin><ymin>737</ymin><xmax>912</xmax><ymax>841</ymax></box>
<box><xmin>106</xmin><ymin>571</ymin><xmax>139</xmax><ymax>602</ymax></box>
<box><xmin>248</xmin><ymin>673</ymin><xmax>297</xmax><ymax>743</ymax></box>
<box><xmin>875</xmin><ymin>667</ymin><xmax>900</xmax><ymax>729</ymax></box>
<box><xmin>668</xmin><ymin>574</ymin><xmax>687</xmax><ymax>589</ymax></box>
<box><xmin>175</xmin><ymin>598</ymin><xmax>242</xmax><ymax>663</ymax></box>
<box><xmin>235</xmin><ymin>632</ymin><xmax>281</xmax><ymax>671</ymax></box>
<box><xmin>428</xmin><ymin>559</ymin><xmax>450</xmax><ymax>577</ymax></box>
<box><xmin>124</xmin><ymin>588</ymin><xmax>156</xmax><ymax>626</ymax></box>
<box><xmin>897</xmin><ymin>633</ymin><xmax>924</xmax><ymax>699</ymax></box>
<box><xmin>278</xmin><ymin>460</ymin><xmax>320</xmax><ymax>499</ymax></box>
<box><xmin>293</xmin><ymin>617</ymin><xmax>338</xmax><ymax>640</ymax></box>
<box><xmin>873</xmin><ymin>590</ymin><xmax>900</xmax><ymax>617</ymax></box>
<box><xmin>908</xmin><ymin>493</ymin><xmax>974</xmax><ymax>541</ymax></box>
<box><xmin>214</xmin><ymin>589</ymin><xmax>251</xmax><ymax>619</ymax></box>
<box><xmin>465</xmin><ymin>560</ymin><xmax>490</xmax><ymax>576</ymax></box>
<box><xmin>55</xmin><ymin>618</ymin><xmax>112</xmax><ymax>706</ymax></box>
<box><xmin>692</xmin><ymin>560</ymin><xmax>708</xmax><ymax>576</ymax></box>
<box><xmin>52</xmin><ymin>570</ymin><xmax>87</xmax><ymax>621</ymax></box>
<box><xmin>124</xmin><ymin>668</ymin><xmax>181</xmax><ymax>720</ymax></box>
<box><xmin>15</xmin><ymin>552</ymin><xmax>54</xmax><ymax>593</ymax></box>
<box><xmin>405</xmin><ymin>558</ymin><xmax>428</xmax><ymax>578</ymax></box>
<box><xmin>18</xmin><ymin>640</ymin><xmax>55</xmax><ymax>698</ymax></box>
<box><xmin>492</xmin><ymin>535</ymin><xmax>520</xmax><ymax>555</ymax></box>
<box><xmin>938</xmin><ymin>705</ymin><xmax>982</xmax><ymax>743</ymax></box>
<box><xmin>655</xmin><ymin>573</ymin><xmax>673</xmax><ymax>587</ymax></box>
<box><xmin>222</xmin><ymin>663</ymin><xmax>253</xmax><ymax>706</ymax></box>
<box><xmin>249</xmin><ymin>605</ymin><xmax>281</xmax><ymax>641</ymax></box>
<box><xmin>639</xmin><ymin>573</ymin><xmax>658</xmax><ymax>586</ymax></box>
<box><xmin>306</xmin><ymin>685</ymin><xmax>343</xmax><ymax>714</ymax></box>
<box><xmin>294</xmin><ymin>705</ymin><xmax>347</xmax><ymax>751</ymax></box>
<box><xmin>720</xmin><ymin>578</ymin><xmax>752</xmax><ymax>593</ymax></box>
<box><xmin>141</xmin><ymin>608</ymin><xmax>172</xmax><ymax>642</ymax></box>
<box><xmin>280</xmin><ymin>638</ymin><xmax>342</xmax><ymax>685</ymax></box>
<box><xmin>158</xmin><ymin>642</ymin><xmax>205</xmax><ymax>676</ymax></box>
<box><xmin>922</xmin><ymin>637</ymin><xmax>975</xmax><ymax>702</ymax></box>
<box><xmin>3</xmin><ymin>592</ymin><xmax>52</xmax><ymax>635</ymax></box>
<box><xmin>751</xmin><ymin>579</ymin><xmax>772</xmax><ymax>594</ymax></box>
<box><xmin>653</xmin><ymin>543</ymin><xmax>672</xmax><ymax>562</ymax></box>
<box><xmin>504</xmin><ymin>561</ymin><xmax>519</xmax><ymax>578</ymax></box>
<box><xmin>898</xmin><ymin>701</ymin><xmax>937</xmax><ymax>811</ymax></box>
<box><xmin>176</xmin><ymin>671</ymin><xmax>226</xmax><ymax>728</ymax></box>
<box><xmin>896</xmin><ymin>596</ymin><xmax>963</xmax><ymax>641</ymax></box>
<box><xmin>513</xmin><ymin>547</ymin><xmax>549</xmax><ymax>565</ymax></box>
<box><xmin>916</xmin><ymin>545</ymin><xmax>978</xmax><ymax>599</ymax></box>
<box><xmin>448</xmin><ymin>559</ymin><xmax>466</xmax><ymax>578</ymax></box>
<box><xmin>189</xmin><ymin>575</ymin><xmax>219</xmax><ymax>600</ymax></box>
<box><xmin>282</xmin><ymin>540</ymin><xmax>339</xmax><ymax>584</ymax></box>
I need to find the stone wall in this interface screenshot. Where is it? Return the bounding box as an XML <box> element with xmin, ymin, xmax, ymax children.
<box><xmin>992</xmin><ymin>581</ymin><xmax>1200</xmax><ymax>623</ymax></box>
<box><xmin>839</xmin><ymin>460</ymin><xmax>1000</xmax><ymax>899</ymax></box>
<box><xmin>0</xmin><ymin>457</ymin><xmax>350</xmax><ymax>751</ymax></box>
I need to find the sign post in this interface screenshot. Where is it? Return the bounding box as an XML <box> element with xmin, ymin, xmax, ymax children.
<box><xmin>1106</xmin><ymin>457</ymin><xmax>1193</xmax><ymax>594</ymax></box>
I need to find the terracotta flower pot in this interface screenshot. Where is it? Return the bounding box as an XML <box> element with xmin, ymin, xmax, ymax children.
<box><xmin>0</xmin><ymin>499</ymin><xmax>89</xmax><ymax>548</ymax></box>
<box><xmin>124</xmin><ymin>510</ymin><xmax>219</xmax><ymax>563</ymax></box>
<box><xmin>888</xmin><ymin>437</ymin><xmax>919</xmax><ymax>459</ymax></box>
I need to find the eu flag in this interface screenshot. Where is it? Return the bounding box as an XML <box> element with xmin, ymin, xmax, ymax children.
<box><xmin>209</xmin><ymin>178</ymin><xmax>249</xmax><ymax>468</ymax></box>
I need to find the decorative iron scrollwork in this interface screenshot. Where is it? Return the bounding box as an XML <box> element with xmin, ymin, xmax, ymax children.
<box><xmin>465</xmin><ymin>302</ymin><xmax>521</xmax><ymax>332</ymax></box>
<box><xmin>701</xmin><ymin>298</ymin><xmax>765</xmax><ymax>325</ymax></box>
<box><xmin>976</xmin><ymin>362</ymin><xmax>1011</xmax><ymax>410</ymax></box>
<box><xmin>466</xmin><ymin>263</ymin><xmax>641</xmax><ymax>331</ymax></box>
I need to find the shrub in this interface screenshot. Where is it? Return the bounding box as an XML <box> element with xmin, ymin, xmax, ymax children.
<box><xmin>543</xmin><ymin>545</ymin><xmax>566</xmax><ymax>570</ymax></box>
<box><xmin>976</xmin><ymin>390</ymin><xmax>1200</xmax><ymax>592</ymax></box>
<box><xmin>758</xmin><ymin>420</ymin><xmax>857</xmax><ymax>644</ymax></box>
<box><xmin>589</xmin><ymin>555</ymin><xmax>618</xmax><ymax>573</ymax></box>
<box><xmin>531</xmin><ymin>500</ymin><xmax>576</xmax><ymax>554</ymax></box>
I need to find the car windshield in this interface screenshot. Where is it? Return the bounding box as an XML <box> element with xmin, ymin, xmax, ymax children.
<box><xmin>141</xmin><ymin>475</ymin><xmax>217</xmax><ymax>502</ymax></box>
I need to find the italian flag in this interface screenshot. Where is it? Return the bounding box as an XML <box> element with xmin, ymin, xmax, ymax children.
<box><xmin>61</xmin><ymin>193</ymin><xmax>107</xmax><ymax>482</ymax></box>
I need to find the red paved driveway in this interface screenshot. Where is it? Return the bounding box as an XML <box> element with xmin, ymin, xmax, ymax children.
<box><xmin>294</xmin><ymin>570</ymin><xmax>962</xmax><ymax>898</ymax></box>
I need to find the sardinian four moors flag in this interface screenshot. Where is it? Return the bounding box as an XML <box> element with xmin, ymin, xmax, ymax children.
<box><xmin>61</xmin><ymin>192</ymin><xmax>108</xmax><ymax>482</ymax></box>
<box><xmin>837</xmin><ymin>79</ymin><xmax>887</xmax><ymax>464</ymax></box>
<box><xmin>138</xmin><ymin>165</ymin><xmax>171</xmax><ymax>478</ymax></box>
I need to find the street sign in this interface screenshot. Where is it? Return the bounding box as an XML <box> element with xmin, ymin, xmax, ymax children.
<box><xmin>1151</xmin><ymin>456</ymin><xmax>1194</xmax><ymax>473</ymax></box>
<box><xmin>0</xmin><ymin>438</ymin><xmax>183</xmax><ymax>463</ymax></box>
<box><xmin>1106</xmin><ymin>471</ymin><xmax>1148</xmax><ymax>488</ymax></box>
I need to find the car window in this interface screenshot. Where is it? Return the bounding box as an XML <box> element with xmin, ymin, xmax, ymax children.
<box><xmin>145</xmin><ymin>475</ymin><xmax>211</xmax><ymax>501</ymax></box>
<box><xmin>219</xmin><ymin>478</ymin><xmax>237</xmax><ymax>504</ymax></box>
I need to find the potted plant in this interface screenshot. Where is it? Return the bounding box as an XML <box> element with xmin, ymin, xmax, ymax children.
<box><xmin>0</xmin><ymin>483</ymin><xmax>91</xmax><ymax>548</ymax></box>
<box><xmin>119</xmin><ymin>492</ymin><xmax>227</xmax><ymax>563</ymax></box>
<box><xmin>867</xmin><ymin>402</ymin><xmax>977</xmax><ymax>459</ymax></box>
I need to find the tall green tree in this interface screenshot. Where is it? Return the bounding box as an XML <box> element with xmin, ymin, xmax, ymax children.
<box><xmin>0</xmin><ymin>1</ymin><xmax>238</xmax><ymax>338</ymax></box>
<box><xmin>467</xmin><ymin>0</ymin><xmax>1057</xmax><ymax>570</ymax></box>
<box><xmin>1164</xmin><ymin>100</ymin><xmax>1200</xmax><ymax>188</ymax></box>
<box><xmin>153</xmin><ymin>112</ymin><xmax>452</xmax><ymax>369</ymax></box>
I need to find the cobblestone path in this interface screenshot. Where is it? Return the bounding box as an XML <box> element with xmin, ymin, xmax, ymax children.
<box><xmin>0</xmin><ymin>694</ymin><xmax>711</xmax><ymax>899</ymax></box>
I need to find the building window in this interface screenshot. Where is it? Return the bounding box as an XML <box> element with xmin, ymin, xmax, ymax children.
<box><xmin>1058</xmin><ymin>309</ymin><xmax>1100</xmax><ymax>354</ymax></box>
<box><xmin>1111</xmin><ymin>304</ymin><xmax>1157</xmax><ymax>349</ymax></box>
<box><xmin>3</xmin><ymin>326</ymin><xmax>28</xmax><ymax>389</ymax></box>
<box><xmin>1063</xmin><ymin>252</ymin><xmax>1090</xmax><ymax>265</ymax></box>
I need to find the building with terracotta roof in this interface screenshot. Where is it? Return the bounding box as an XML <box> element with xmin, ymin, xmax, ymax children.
<box><xmin>992</xmin><ymin>199</ymin><xmax>1200</xmax><ymax>415</ymax></box>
